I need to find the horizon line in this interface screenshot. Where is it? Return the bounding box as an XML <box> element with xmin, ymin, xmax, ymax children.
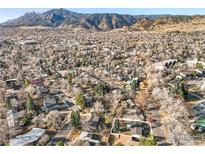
<box><xmin>1</xmin><ymin>8</ymin><xmax>205</xmax><ymax>23</ymax></box>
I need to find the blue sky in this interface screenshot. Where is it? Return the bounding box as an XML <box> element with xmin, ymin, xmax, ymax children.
<box><xmin>1</xmin><ymin>8</ymin><xmax>205</xmax><ymax>23</ymax></box>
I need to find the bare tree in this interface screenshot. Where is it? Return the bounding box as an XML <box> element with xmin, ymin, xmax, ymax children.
<box><xmin>166</xmin><ymin>120</ymin><xmax>194</xmax><ymax>145</ymax></box>
<box><xmin>46</xmin><ymin>111</ymin><xmax>64</xmax><ymax>130</ymax></box>
<box><xmin>36</xmin><ymin>134</ymin><xmax>50</xmax><ymax>146</ymax></box>
<box><xmin>152</xmin><ymin>86</ymin><xmax>193</xmax><ymax>145</ymax></box>
<box><xmin>94</xmin><ymin>101</ymin><xmax>104</xmax><ymax>114</ymax></box>
<box><xmin>0</xmin><ymin>119</ymin><xmax>9</xmax><ymax>145</ymax></box>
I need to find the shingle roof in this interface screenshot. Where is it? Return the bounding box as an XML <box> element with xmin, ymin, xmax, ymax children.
<box><xmin>10</xmin><ymin>128</ymin><xmax>45</xmax><ymax>146</ymax></box>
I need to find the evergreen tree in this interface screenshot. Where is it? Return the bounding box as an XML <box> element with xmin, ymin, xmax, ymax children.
<box><xmin>131</xmin><ymin>79</ymin><xmax>137</xmax><ymax>91</ymax></box>
<box><xmin>75</xmin><ymin>92</ymin><xmax>85</xmax><ymax>109</ymax></box>
<box><xmin>94</xmin><ymin>82</ymin><xmax>110</xmax><ymax>96</ymax></box>
<box><xmin>71</xmin><ymin>110</ymin><xmax>81</xmax><ymax>129</ymax></box>
<box><xmin>26</xmin><ymin>94</ymin><xmax>34</xmax><ymax>111</ymax></box>
<box><xmin>175</xmin><ymin>80</ymin><xmax>187</xmax><ymax>98</ymax></box>
<box><xmin>67</xmin><ymin>72</ymin><xmax>75</xmax><ymax>85</ymax></box>
<box><xmin>112</xmin><ymin>119</ymin><xmax>120</xmax><ymax>133</ymax></box>
<box><xmin>196</xmin><ymin>62</ymin><xmax>203</xmax><ymax>69</ymax></box>
<box><xmin>22</xmin><ymin>115</ymin><xmax>31</xmax><ymax>126</ymax></box>
<box><xmin>24</xmin><ymin>79</ymin><xmax>30</xmax><ymax>87</ymax></box>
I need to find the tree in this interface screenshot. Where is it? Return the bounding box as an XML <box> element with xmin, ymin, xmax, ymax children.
<box><xmin>152</xmin><ymin>87</ymin><xmax>169</xmax><ymax>101</ymax></box>
<box><xmin>75</xmin><ymin>92</ymin><xmax>85</xmax><ymax>109</ymax></box>
<box><xmin>122</xmin><ymin>83</ymin><xmax>126</xmax><ymax>91</ymax></box>
<box><xmin>196</xmin><ymin>62</ymin><xmax>203</xmax><ymax>69</ymax></box>
<box><xmin>112</xmin><ymin>119</ymin><xmax>120</xmax><ymax>133</ymax></box>
<box><xmin>36</xmin><ymin>134</ymin><xmax>50</xmax><ymax>146</ymax></box>
<box><xmin>67</xmin><ymin>75</ymin><xmax>72</xmax><ymax>85</ymax></box>
<box><xmin>71</xmin><ymin>110</ymin><xmax>81</xmax><ymax>129</ymax></box>
<box><xmin>47</xmin><ymin>68</ymin><xmax>52</xmax><ymax>76</ymax></box>
<box><xmin>56</xmin><ymin>141</ymin><xmax>64</xmax><ymax>146</ymax></box>
<box><xmin>139</xmin><ymin>132</ymin><xmax>157</xmax><ymax>146</ymax></box>
<box><xmin>67</xmin><ymin>71</ymin><xmax>75</xmax><ymax>85</ymax></box>
<box><xmin>0</xmin><ymin>107</ymin><xmax>7</xmax><ymax>119</ymax></box>
<box><xmin>131</xmin><ymin>79</ymin><xmax>137</xmax><ymax>92</ymax></box>
<box><xmin>166</xmin><ymin>120</ymin><xmax>194</xmax><ymax>145</ymax></box>
<box><xmin>22</xmin><ymin>115</ymin><xmax>31</xmax><ymax>126</ymax></box>
<box><xmin>0</xmin><ymin>119</ymin><xmax>9</xmax><ymax>145</ymax></box>
<box><xmin>26</xmin><ymin>93</ymin><xmax>34</xmax><ymax>112</ymax></box>
<box><xmin>32</xmin><ymin>114</ymin><xmax>46</xmax><ymax>128</ymax></box>
<box><xmin>191</xmin><ymin>71</ymin><xmax>198</xmax><ymax>78</ymax></box>
<box><xmin>94</xmin><ymin>101</ymin><xmax>104</xmax><ymax>114</ymax></box>
<box><xmin>152</xmin><ymin>86</ymin><xmax>193</xmax><ymax>145</ymax></box>
<box><xmin>24</xmin><ymin>79</ymin><xmax>30</xmax><ymax>87</ymax></box>
<box><xmin>150</xmin><ymin>64</ymin><xmax>193</xmax><ymax>146</ymax></box>
<box><xmin>46</xmin><ymin>111</ymin><xmax>64</xmax><ymax>130</ymax></box>
<box><xmin>94</xmin><ymin>82</ymin><xmax>110</xmax><ymax>97</ymax></box>
<box><xmin>175</xmin><ymin>81</ymin><xmax>187</xmax><ymax>98</ymax></box>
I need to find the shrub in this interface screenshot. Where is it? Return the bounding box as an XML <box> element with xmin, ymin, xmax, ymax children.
<box><xmin>56</xmin><ymin>141</ymin><xmax>64</xmax><ymax>146</ymax></box>
<box><xmin>139</xmin><ymin>133</ymin><xmax>157</xmax><ymax>146</ymax></box>
<box><xmin>196</xmin><ymin>63</ymin><xmax>203</xmax><ymax>69</ymax></box>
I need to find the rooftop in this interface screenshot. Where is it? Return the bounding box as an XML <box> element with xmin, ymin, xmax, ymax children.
<box><xmin>10</xmin><ymin>128</ymin><xmax>46</xmax><ymax>146</ymax></box>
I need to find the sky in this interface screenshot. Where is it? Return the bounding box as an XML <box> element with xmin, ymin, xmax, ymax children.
<box><xmin>1</xmin><ymin>8</ymin><xmax>205</xmax><ymax>23</ymax></box>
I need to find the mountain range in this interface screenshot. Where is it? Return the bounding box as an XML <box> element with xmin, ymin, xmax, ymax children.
<box><xmin>1</xmin><ymin>8</ymin><xmax>204</xmax><ymax>31</ymax></box>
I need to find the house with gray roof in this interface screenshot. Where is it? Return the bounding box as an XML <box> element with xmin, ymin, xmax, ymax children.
<box><xmin>10</xmin><ymin>128</ymin><xmax>46</xmax><ymax>146</ymax></box>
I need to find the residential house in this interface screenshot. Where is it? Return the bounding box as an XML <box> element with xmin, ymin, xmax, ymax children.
<box><xmin>10</xmin><ymin>128</ymin><xmax>46</xmax><ymax>146</ymax></box>
<box><xmin>7</xmin><ymin>109</ymin><xmax>19</xmax><ymax>131</ymax></box>
<box><xmin>37</xmin><ymin>85</ymin><xmax>49</xmax><ymax>96</ymax></box>
<box><xmin>41</xmin><ymin>97</ymin><xmax>69</xmax><ymax>112</ymax></box>
<box><xmin>89</xmin><ymin>112</ymin><xmax>100</xmax><ymax>131</ymax></box>
<box><xmin>4</xmin><ymin>78</ymin><xmax>18</xmax><ymax>89</ymax></box>
<box><xmin>126</xmin><ymin>99</ymin><xmax>135</xmax><ymax>108</ymax></box>
<box><xmin>78</xmin><ymin>131</ymin><xmax>102</xmax><ymax>145</ymax></box>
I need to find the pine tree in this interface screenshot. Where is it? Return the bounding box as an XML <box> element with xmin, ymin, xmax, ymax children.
<box><xmin>71</xmin><ymin>110</ymin><xmax>81</xmax><ymax>129</ymax></box>
<box><xmin>24</xmin><ymin>79</ymin><xmax>30</xmax><ymax>87</ymax></box>
<box><xmin>94</xmin><ymin>82</ymin><xmax>110</xmax><ymax>96</ymax></box>
<box><xmin>131</xmin><ymin>79</ymin><xmax>137</xmax><ymax>91</ymax></box>
<box><xmin>112</xmin><ymin>119</ymin><xmax>120</xmax><ymax>133</ymax></box>
<box><xmin>75</xmin><ymin>92</ymin><xmax>85</xmax><ymax>109</ymax></box>
<box><xmin>175</xmin><ymin>80</ymin><xmax>187</xmax><ymax>98</ymax></box>
<box><xmin>67</xmin><ymin>72</ymin><xmax>75</xmax><ymax>85</ymax></box>
<box><xmin>26</xmin><ymin>94</ymin><xmax>34</xmax><ymax>111</ymax></box>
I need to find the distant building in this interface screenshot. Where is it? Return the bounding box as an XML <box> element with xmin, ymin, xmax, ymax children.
<box><xmin>4</xmin><ymin>78</ymin><xmax>18</xmax><ymax>89</ymax></box>
<box><xmin>126</xmin><ymin>99</ymin><xmax>135</xmax><ymax>108</ymax></box>
<box><xmin>37</xmin><ymin>86</ymin><xmax>49</xmax><ymax>96</ymax></box>
<box><xmin>19</xmin><ymin>40</ymin><xmax>37</xmax><ymax>46</ymax></box>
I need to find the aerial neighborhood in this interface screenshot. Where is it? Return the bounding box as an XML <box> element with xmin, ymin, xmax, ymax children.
<box><xmin>1</xmin><ymin>9</ymin><xmax>205</xmax><ymax>146</ymax></box>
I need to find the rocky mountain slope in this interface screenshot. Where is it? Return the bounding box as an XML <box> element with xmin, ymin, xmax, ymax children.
<box><xmin>2</xmin><ymin>9</ymin><xmax>205</xmax><ymax>32</ymax></box>
<box><xmin>131</xmin><ymin>15</ymin><xmax>205</xmax><ymax>32</ymax></box>
<box><xmin>0</xmin><ymin>9</ymin><xmax>141</xmax><ymax>30</ymax></box>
